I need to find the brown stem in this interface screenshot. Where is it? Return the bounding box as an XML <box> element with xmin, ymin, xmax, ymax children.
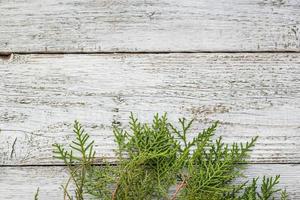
<box><xmin>112</xmin><ymin>181</ymin><xmax>120</xmax><ymax>200</ymax></box>
<box><xmin>171</xmin><ymin>180</ymin><xmax>187</xmax><ymax>200</ymax></box>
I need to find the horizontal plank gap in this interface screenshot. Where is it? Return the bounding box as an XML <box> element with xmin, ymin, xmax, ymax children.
<box><xmin>1</xmin><ymin>162</ymin><xmax>299</xmax><ymax>168</ymax></box>
<box><xmin>1</xmin><ymin>50</ymin><xmax>300</xmax><ymax>57</ymax></box>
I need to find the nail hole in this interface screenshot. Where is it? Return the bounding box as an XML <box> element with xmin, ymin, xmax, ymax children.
<box><xmin>0</xmin><ymin>53</ymin><xmax>13</xmax><ymax>61</ymax></box>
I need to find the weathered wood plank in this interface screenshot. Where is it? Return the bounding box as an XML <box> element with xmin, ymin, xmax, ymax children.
<box><xmin>0</xmin><ymin>53</ymin><xmax>299</xmax><ymax>165</ymax></box>
<box><xmin>1</xmin><ymin>164</ymin><xmax>300</xmax><ymax>199</ymax></box>
<box><xmin>0</xmin><ymin>166</ymin><xmax>68</xmax><ymax>200</ymax></box>
<box><xmin>1</xmin><ymin>0</ymin><xmax>300</xmax><ymax>52</ymax></box>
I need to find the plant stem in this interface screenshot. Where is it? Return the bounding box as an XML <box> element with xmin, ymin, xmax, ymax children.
<box><xmin>171</xmin><ymin>180</ymin><xmax>186</xmax><ymax>200</ymax></box>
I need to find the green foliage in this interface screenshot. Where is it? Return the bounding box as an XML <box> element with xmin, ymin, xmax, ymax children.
<box><xmin>112</xmin><ymin>113</ymin><xmax>184</xmax><ymax>199</ymax></box>
<box><xmin>53</xmin><ymin>120</ymin><xmax>96</xmax><ymax>200</ymax></box>
<box><xmin>222</xmin><ymin>175</ymin><xmax>287</xmax><ymax>200</ymax></box>
<box><xmin>52</xmin><ymin>113</ymin><xmax>288</xmax><ymax>200</ymax></box>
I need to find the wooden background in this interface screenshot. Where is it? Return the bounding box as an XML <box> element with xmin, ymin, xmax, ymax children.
<box><xmin>0</xmin><ymin>0</ymin><xmax>300</xmax><ymax>199</ymax></box>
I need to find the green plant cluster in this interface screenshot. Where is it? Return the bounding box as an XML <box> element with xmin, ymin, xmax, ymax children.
<box><xmin>52</xmin><ymin>113</ymin><xmax>288</xmax><ymax>200</ymax></box>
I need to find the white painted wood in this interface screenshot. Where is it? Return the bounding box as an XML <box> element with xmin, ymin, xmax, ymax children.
<box><xmin>0</xmin><ymin>166</ymin><xmax>68</xmax><ymax>200</ymax></box>
<box><xmin>0</xmin><ymin>53</ymin><xmax>299</xmax><ymax>165</ymax></box>
<box><xmin>0</xmin><ymin>0</ymin><xmax>300</xmax><ymax>52</ymax></box>
<box><xmin>0</xmin><ymin>165</ymin><xmax>300</xmax><ymax>199</ymax></box>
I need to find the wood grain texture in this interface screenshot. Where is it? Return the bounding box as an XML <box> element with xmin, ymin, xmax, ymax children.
<box><xmin>1</xmin><ymin>0</ymin><xmax>300</xmax><ymax>53</ymax></box>
<box><xmin>1</xmin><ymin>164</ymin><xmax>300</xmax><ymax>199</ymax></box>
<box><xmin>0</xmin><ymin>53</ymin><xmax>299</xmax><ymax>165</ymax></box>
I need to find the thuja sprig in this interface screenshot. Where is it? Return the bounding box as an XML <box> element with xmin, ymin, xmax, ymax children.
<box><xmin>112</xmin><ymin>113</ymin><xmax>183</xmax><ymax>199</ymax></box>
<box><xmin>53</xmin><ymin>120</ymin><xmax>96</xmax><ymax>200</ymax></box>
<box><xmin>179</xmin><ymin>136</ymin><xmax>258</xmax><ymax>199</ymax></box>
<box><xmin>52</xmin><ymin>113</ymin><xmax>288</xmax><ymax>200</ymax></box>
<box><xmin>223</xmin><ymin>175</ymin><xmax>288</xmax><ymax>200</ymax></box>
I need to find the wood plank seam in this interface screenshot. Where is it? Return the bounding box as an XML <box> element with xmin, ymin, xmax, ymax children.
<box><xmin>2</xmin><ymin>51</ymin><xmax>300</xmax><ymax>56</ymax></box>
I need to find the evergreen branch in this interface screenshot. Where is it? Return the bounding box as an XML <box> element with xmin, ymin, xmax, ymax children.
<box><xmin>52</xmin><ymin>120</ymin><xmax>96</xmax><ymax>200</ymax></box>
<box><xmin>51</xmin><ymin>114</ymin><xmax>288</xmax><ymax>200</ymax></box>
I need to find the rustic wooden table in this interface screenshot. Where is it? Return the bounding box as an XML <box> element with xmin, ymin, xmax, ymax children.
<box><xmin>0</xmin><ymin>0</ymin><xmax>299</xmax><ymax>199</ymax></box>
